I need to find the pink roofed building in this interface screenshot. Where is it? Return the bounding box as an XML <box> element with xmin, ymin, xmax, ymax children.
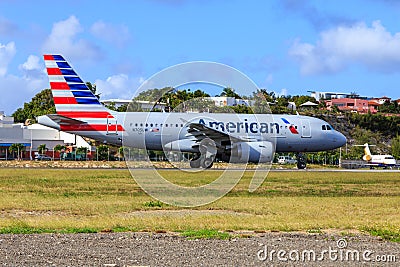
<box><xmin>325</xmin><ymin>98</ymin><xmax>379</xmax><ymax>114</ymax></box>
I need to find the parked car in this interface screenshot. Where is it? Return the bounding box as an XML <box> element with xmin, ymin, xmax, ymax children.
<box><xmin>278</xmin><ymin>156</ymin><xmax>297</xmax><ymax>164</ymax></box>
<box><xmin>34</xmin><ymin>154</ymin><xmax>52</xmax><ymax>161</ymax></box>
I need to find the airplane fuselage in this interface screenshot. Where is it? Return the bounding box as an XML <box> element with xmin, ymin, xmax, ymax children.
<box><xmin>40</xmin><ymin>111</ymin><xmax>346</xmax><ymax>154</ymax></box>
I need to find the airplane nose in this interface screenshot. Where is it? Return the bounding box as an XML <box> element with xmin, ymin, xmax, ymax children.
<box><xmin>336</xmin><ymin>132</ymin><xmax>347</xmax><ymax>147</ymax></box>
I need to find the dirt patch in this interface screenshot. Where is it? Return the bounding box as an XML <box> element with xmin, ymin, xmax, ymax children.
<box><xmin>119</xmin><ymin>209</ymin><xmax>253</xmax><ymax>217</ymax></box>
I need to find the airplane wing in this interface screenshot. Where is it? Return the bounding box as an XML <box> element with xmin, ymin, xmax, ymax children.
<box><xmin>186</xmin><ymin>122</ymin><xmax>253</xmax><ymax>144</ymax></box>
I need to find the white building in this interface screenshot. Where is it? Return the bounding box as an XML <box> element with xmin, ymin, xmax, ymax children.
<box><xmin>25</xmin><ymin>124</ymin><xmax>92</xmax><ymax>152</ymax></box>
<box><xmin>308</xmin><ymin>91</ymin><xmax>358</xmax><ymax>101</ymax></box>
<box><xmin>0</xmin><ymin>112</ymin><xmax>92</xmax><ymax>160</ymax></box>
<box><xmin>209</xmin><ymin>97</ymin><xmax>236</xmax><ymax>107</ymax></box>
<box><xmin>208</xmin><ymin>97</ymin><xmax>255</xmax><ymax>107</ymax></box>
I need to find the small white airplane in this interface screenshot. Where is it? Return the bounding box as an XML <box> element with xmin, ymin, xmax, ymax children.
<box><xmin>356</xmin><ymin>143</ymin><xmax>398</xmax><ymax>168</ymax></box>
<box><xmin>38</xmin><ymin>55</ymin><xmax>347</xmax><ymax>169</ymax></box>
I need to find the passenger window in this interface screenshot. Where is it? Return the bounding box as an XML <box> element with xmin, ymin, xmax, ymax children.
<box><xmin>176</xmin><ymin>124</ymin><xmax>178</xmax><ymax>127</ymax></box>
<box><xmin>135</xmin><ymin>123</ymin><xmax>138</xmax><ymax>127</ymax></box>
<box><xmin>165</xmin><ymin>124</ymin><xmax>168</xmax><ymax>127</ymax></box>
<box><xmin>150</xmin><ymin>123</ymin><xmax>153</xmax><ymax>127</ymax></box>
<box><xmin>140</xmin><ymin>123</ymin><xmax>143</xmax><ymax>127</ymax></box>
<box><xmin>146</xmin><ymin>123</ymin><xmax>148</xmax><ymax>127</ymax></box>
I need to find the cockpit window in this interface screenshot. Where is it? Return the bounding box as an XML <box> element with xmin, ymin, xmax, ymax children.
<box><xmin>322</xmin><ymin>125</ymin><xmax>333</xmax><ymax>131</ymax></box>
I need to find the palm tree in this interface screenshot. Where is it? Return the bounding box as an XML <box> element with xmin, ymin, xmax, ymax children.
<box><xmin>76</xmin><ymin>147</ymin><xmax>88</xmax><ymax>161</ymax></box>
<box><xmin>9</xmin><ymin>143</ymin><xmax>25</xmax><ymax>160</ymax></box>
<box><xmin>97</xmin><ymin>145</ymin><xmax>109</xmax><ymax>161</ymax></box>
<box><xmin>53</xmin><ymin>144</ymin><xmax>67</xmax><ymax>160</ymax></box>
<box><xmin>37</xmin><ymin>144</ymin><xmax>47</xmax><ymax>155</ymax></box>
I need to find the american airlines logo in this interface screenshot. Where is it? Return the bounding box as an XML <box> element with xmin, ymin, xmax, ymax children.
<box><xmin>198</xmin><ymin>118</ymin><xmax>280</xmax><ymax>134</ymax></box>
<box><xmin>281</xmin><ymin>118</ymin><xmax>299</xmax><ymax>134</ymax></box>
<box><xmin>198</xmin><ymin>117</ymin><xmax>299</xmax><ymax>135</ymax></box>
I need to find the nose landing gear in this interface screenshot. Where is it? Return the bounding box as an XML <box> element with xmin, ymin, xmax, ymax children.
<box><xmin>296</xmin><ymin>153</ymin><xmax>307</xmax><ymax>169</ymax></box>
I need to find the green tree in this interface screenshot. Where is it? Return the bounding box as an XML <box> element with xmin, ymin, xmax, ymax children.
<box><xmin>9</xmin><ymin>143</ymin><xmax>25</xmax><ymax>160</ymax></box>
<box><xmin>104</xmin><ymin>101</ymin><xmax>117</xmax><ymax>111</ymax></box>
<box><xmin>96</xmin><ymin>145</ymin><xmax>109</xmax><ymax>161</ymax></box>
<box><xmin>54</xmin><ymin>144</ymin><xmax>67</xmax><ymax>152</ymax></box>
<box><xmin>76</xmin><ymin>147</ymin><xmax>88</xmax><ymax>160</ymax></box>
<box><xmin>392</xmin><ymin>135</ymin><xmax>400</xmax><ymax>160</ymax></box>
<box><xmin>53</xmin><ymin>144</ymin><xmax>67</xmax><ymax>160</ymax></box>
<box><xmin>86</xmin><ymin>82</ymin><xmax>100</xmax><ymax>99</ymax></box>
<box><xmin>117</xmin><ymin>104</ymin><xmax>128</xmax><ymax>112</ymax></box>
<box><xmin>220</xmin><ymin>87</ymin><xmax>240</xmax><ymax>98</ymax></box>
<box><xmin>12</xmin><ymin>89</ymin><xmax>56</xmax><ymax>123</ymax></box>
<box><xmin>37</xmin><ymin>144</ymin><xmax>47</xmax><ymax>155</ymax></box>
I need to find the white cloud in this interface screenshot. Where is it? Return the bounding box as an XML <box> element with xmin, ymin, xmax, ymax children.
<box><xmin>279</xmin><ymin>88</ymin><xmax>288</xmax><ymax>96</ymax></box>
<box><xmin>289</xmin><ymin>20</ymin><xmax>400</xmax><ymax>75</ymax></box>
<box><xmin>0</xmin><ymin>54</ymin><xmax>48</xmax><ymax>115</ymax></box>
<box><xmin>0</xmin><ymin>73</ymin><xmax>47</xmax><ymax>115</ymax></box>
<box><xmin>90</xmin><ymin>21</ymin><xmax>131</xmax><ymax>48</ymax></box>
<box><xmin>95</xmin><ymin>74</ymin><xmax>144</xmax><ymax>100</ymax></box>
<box><xmin>42</xmin><ymin>16</ymin><xmax>101</xmax><ymax>61</ymax></box>
<box><xmin>0</xmin><ymin>42</ymin><xmax>16</xmax><ymax>76</ymax></box>
<box><xmin>18</xmin><ymin>55</ymin><xmax>44</xmax><ymax>79</ymax></box>
<box><xmin>20</xmin><ymin>55</ymin><xmax>41</xmax><ymax>71</ymax></box>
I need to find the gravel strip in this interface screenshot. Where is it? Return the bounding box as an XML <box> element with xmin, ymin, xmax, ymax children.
<box><xmin>0</xmin><ymin>232</ymin><xmax>398</xmax><ymax>266</ymax></box>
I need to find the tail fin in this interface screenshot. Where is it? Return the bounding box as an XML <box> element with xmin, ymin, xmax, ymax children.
<box><xmin>43</xmin><ymin>54</ymin><xmax>109</xmax><ymax>117</ymax></box>
<box><xmin>363</xmin><ymin>143</ymin><xmax>372</xmax><ymax>161</ymax></box>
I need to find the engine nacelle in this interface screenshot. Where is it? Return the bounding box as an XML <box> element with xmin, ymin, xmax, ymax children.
<box><xmin>229</xmin><ymin>141</ymin><xmax>275</xmax><ymax>163</ymax></box>
<box><xmin>363</xmin><ymin>154</ymin><xmax>372</xmax><ymax>161</ymax></box>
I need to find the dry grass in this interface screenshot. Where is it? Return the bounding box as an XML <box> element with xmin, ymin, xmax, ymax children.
<box><xmin>0</xmin><ymin>168</ymin><xmax>398</xmax><ymax>238</ymax></box>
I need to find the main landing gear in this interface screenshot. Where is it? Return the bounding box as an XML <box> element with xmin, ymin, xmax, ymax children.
<box><xmin>296</xmin><ymin>153</ymin><xmax>307</xmax><ymax>169</ymax></box>
<box><xmin>189</xmin><ymin>138</ymin><xmax>217</xmax><ymax>169</ymax></box>
<box><xmin>189</xmin><ymin>153</ymin><xmax>214</xmax><ymax>169</ymax></box>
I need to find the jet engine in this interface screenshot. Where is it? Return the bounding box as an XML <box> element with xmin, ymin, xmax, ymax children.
<box><xmin>229</xmin><ymin>141</ymin><xmax>275</xmax><ymax>163</ymax></box>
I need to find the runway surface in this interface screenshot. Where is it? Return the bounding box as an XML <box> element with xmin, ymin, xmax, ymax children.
<box><xmin>0</xmin><ymin>232</ymin><xmax>398</xmax><ymax>266</ymax></box>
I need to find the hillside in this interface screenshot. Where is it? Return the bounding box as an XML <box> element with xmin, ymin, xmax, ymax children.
<box><xmin>316</xmin><ymin>112</ymin><xmax>400</xmax><ymax>155</ymax></box>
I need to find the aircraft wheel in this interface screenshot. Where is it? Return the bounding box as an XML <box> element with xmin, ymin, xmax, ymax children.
<box><xmin>190</xmin><ymin>158</ymin><xmax>201</xmax><ymax>168</ymax></box>
<box><xmin>201</xmin><ymin>158</ymin><xmax>214</xmax><ymax>169</ymax></box>
<box><xmin>190</xmin><ymin>154</ymin><xmax>201</xmax><ymax>168</ymax></box>
<box><xmin>296</xmin><ymin>153</ymin><xmax>306</xmax><ymax>169</ymax></box>
<box><xmin>297</xmin><ymin>161</ymin><xmax>306</xmax><ymax>169</ymax></box>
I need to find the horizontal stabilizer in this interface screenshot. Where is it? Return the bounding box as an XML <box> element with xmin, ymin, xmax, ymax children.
<box><xmin>46</xmin><ymin>114</ymin><xmax>87</xmax><ymax>125</ymax></box>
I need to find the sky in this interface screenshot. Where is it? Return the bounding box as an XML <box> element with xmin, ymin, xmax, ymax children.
<box><xmin>1</xmin><ymin>0</ymin><xmax>400</xmax><ymax>115</ymax></box>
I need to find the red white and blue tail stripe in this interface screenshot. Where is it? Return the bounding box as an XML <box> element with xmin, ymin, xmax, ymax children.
<box><xmin>44</xmin><ymin>54</ymin><xmax>105</xmax><ymax>112</ymax></box>
<box><xmin>43</xmin><ymin>54</ymin><xmax>124</xmax><ymax>134</ymax></box>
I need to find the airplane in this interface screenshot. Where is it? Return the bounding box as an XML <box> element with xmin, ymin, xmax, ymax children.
<box><xmin>356</xmin><ymin>143</ymin><xmax>398</xmax><ymax>169</ymax></box>
<box><xmin>38</xmin><ymin>54</ymin><xmax>347</xmax><ymax>169</ymax></box>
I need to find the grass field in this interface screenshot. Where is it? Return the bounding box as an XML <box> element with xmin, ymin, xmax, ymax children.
<box><xmin>0</xmin><ymin>168</ymin><xmax>399</xmax><ymax>241</ymax></box>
